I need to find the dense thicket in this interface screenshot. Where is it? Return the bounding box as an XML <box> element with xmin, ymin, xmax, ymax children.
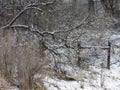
<box><xmin>0</xmin><ymin>0</ymin><xmax>119</xmax><ymax>89</ymax></box>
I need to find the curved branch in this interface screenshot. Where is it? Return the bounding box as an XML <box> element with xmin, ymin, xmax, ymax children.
<box><xmin>0</xmin><ymin>0</ymin><xmax>56</xmax><ymax>30</ymax></box>
<box><xmin>8</xmin><ymin>7</ymin><xmax>42</xmax><ymax>26</ymax></box>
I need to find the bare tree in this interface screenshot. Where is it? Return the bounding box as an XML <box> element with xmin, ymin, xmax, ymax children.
<box><xmin>100</xmin><ymin>0</ymin><xmax>120</xmax><ymax>17</ymax></box>
<box><xmin>0</xmin><ymin>0</ymin><xmax>119</xmax><ymax>89</ymax></box>
<box><xmin>88</xmin><ymin>0</ymin><xmax>95</xmax><ymax>16</ymax></box>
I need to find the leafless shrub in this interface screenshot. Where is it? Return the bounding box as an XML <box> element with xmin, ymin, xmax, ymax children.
<box><xmin>0</xmin><ymin>29</ymin><xmax>17</xmax><ymax>84</ymax></box>
<box><xmin>16</xmin><ymin>42</ymin><xmax>47</xmax><ymax>89</ymax></box>
<box><xmin>0</xmin><ymin>28</ymin><xmax>49</xmax><ymax>90</ymax></box>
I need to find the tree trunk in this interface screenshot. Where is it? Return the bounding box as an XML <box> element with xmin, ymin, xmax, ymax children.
<box><xmin>107</xmin><ymin>41</ymin><xmax>111</xmax><ymax>70</ymax></box>
<box><xmin>88</xmin><ymin>0</ymin><xmax>95</xmax><ymax>16</ymax></box>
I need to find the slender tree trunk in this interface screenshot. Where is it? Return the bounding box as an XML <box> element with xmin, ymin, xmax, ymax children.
<box><xmin>107</xmin><ymin>41</ymin><xmax>111</xmax><ymax>70</ymax></box>
<box><xmin>88</xmin><ymin>0</ymin><xmax>95</xmax><ymax>16</ymax></box>
<box><xmin>72</xmin><ymin>0</ymin><xmax>77</xmax><ymax>14</ymax></box>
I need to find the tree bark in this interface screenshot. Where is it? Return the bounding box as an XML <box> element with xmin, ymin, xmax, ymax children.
<box><xmin>107</xmin><ymin>41</ymin><xmax>111</xmax><ymax>70</ymax></box>
<box><xmin>88</xmin><ymin>0</ymin><xmax>95</xmax><ymax>16</ymax></box>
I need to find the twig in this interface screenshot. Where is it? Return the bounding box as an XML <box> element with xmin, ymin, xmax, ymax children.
<box><xmin>0</xmin><ymin>0</ymin><xmax>56</xmax><ymax>30</ymax></box>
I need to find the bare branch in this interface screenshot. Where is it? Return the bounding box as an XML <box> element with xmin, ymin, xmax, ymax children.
<box><xmin>10</xmin><ymin>25</ymin><xmax>29</xmax><ymax>29</ymax></box>
<box><xmin>0</xmin><ymin>0</ymin><xmax>56</xmax><ymax>30</ymax></box>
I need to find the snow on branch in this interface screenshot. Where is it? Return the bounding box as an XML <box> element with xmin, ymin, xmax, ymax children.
<box><xmin>0</xmin><ymin>0</ymin><xmax>56</xmax><ymax>30</ymax></box>
<box><xmin>10</xmin><ymin>25</ymin><xmax>29</xmax><ymax>29</ymax></box>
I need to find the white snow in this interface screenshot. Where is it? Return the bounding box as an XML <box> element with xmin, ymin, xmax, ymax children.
<box><xmin>44</xmin><ymin>63</ymin><xmax>120</xmax><ymax>90</ymax></box>
<box><xmin>44</xmin><ymin>33</ymin><xmax>120</xmax><ymax>90</ymax></box>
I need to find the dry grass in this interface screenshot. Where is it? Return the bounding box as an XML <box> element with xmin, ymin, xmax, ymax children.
<box><xmin>0</xmin><ymin>28</ymin><xmax>49</xmax><ymax>90</ymax></box>
<box><xmin>0</xmin><ymin>75</ymin><xmax>13</xmax><ymax>90</ymax></box>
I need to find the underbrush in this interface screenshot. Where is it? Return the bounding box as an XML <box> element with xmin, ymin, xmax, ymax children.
<box><xmin>0</xmin><ymin>29</ymin><xmax>49</xmax><ymax>90</ymax></box>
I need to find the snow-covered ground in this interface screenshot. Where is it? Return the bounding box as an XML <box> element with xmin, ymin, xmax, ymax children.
<box><xmin>43</xmin><ymin>30</ymin><xmax>120</xmax><ymax>90</ymax></box>
<box><xmin>44</xmin><ymin>64</ymin><xmax>120</xmax><ymax>90</ymax></box>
